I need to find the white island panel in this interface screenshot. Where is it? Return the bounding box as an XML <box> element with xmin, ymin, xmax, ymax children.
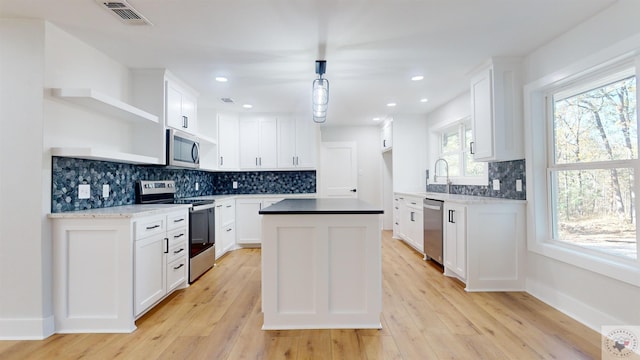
<box><xmin>262</xmin><ymin>212</ymin><xmax>381</xmax><ymax>330</ymax></box>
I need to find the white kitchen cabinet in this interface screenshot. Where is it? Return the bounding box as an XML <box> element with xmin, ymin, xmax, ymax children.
<box><xmin>394</xmin><ymin>194</ymin><xmax>424</xmax><ymax>253</ymax></box>
<box><xmin>134</xmin><ymin>232</ymin><xmax>167</xmax><ymax>314</ymax></box>
<box><xmin>392</xmin><ymin>116</ymin><xmax>427</xmax><ymax>193</ymax></box>
<box><xmin>134</xmin><ymin>210</ymin><xmax>189</xmax><ymax>316</ymax></box>
<box><xmin>215</xmin><ymin>198</ymin><xmax>236</xmax><ymax>259</ymax></box>
<box><xmin>239</xmin><ymin>115</ymin><xmax>277</xmax><ymax>169</ymax></box>
<box><xmin>381</xmin><ymin>121</ymin><xmax>392</xmax><ymax>152</ymax></box>
<box><xmin>277</xmin><ymin>115</ymin><xmax>318</xmax><ymax>169</ymax></box>
<box><xmin>165</xmin><ymin>80</ymin><xmax>197</xmax><ymax>134</ymax></box>
<box><xmin>470</xmin><ymin>57</ymin><xmax>523</xmax><ymax>161</ymax></box>
<box><xmin>443</xmin><ymin>202</ymin><xmax>466</xmax><ymax>280</ymax></box>
<box><xmin>217</xmin><ymin>112</ymin><xmax>239</xmax><ymax>169</ymax></box>
<box><xmin>236</xmin><ymin>197</ymin><xmax>282</xmax><ymax>246</ymax></box>
<box><xmin>50</xmin><ymin>206</ymin><xmax>189</xmax><ymax>333</ymax></box>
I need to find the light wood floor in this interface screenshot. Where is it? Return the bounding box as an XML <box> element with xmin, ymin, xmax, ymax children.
<box><xmin>0</xmin><ymin>231</ymin><xmax>600</xmax><ymax>359</ymax></box>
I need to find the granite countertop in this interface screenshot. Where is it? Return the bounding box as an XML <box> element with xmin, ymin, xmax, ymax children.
<box><xmin>48</xmin><ymin>204</ymin><xmax>192</xmax><ymax>219</ymax></box>
<box><xmin>259</xmin><ymin>198</ymin><xmax>383</xmax><ymax>215</ymax></box>
<box><xmin>395</xmin><ymin>191</ymin><xmax>527</xmax><ymax>204</ymax></box>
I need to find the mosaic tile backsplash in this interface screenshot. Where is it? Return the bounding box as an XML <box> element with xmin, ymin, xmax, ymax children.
<box><xmin>426</xmin><ymin>159</ymin><xmax>526</xmax><ymax>200</ymax></box>
<box><xmin>51</xmin><ymin>157</ymin><xmax>316</xmax><ymax>212</ymax></box>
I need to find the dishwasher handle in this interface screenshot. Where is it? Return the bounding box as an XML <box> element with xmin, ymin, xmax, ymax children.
<box><xmin>424</xmin><ymin>204</ymin><xmax>442</xmax><ymax>211</ymax></box>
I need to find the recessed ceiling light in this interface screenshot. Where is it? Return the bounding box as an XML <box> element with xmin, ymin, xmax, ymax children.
<box><xmin>420</xmin><ymin>98</ymin><xmax>429</xmax><ymax>103</ymax></box>
<box><xmin>215</xmin><ymin>76</ymin><xmax>228</xmax><ymax>82</ymax></box>
<box><xmin>411</xmin><ymin>75</ymin><xmax>424</xmax><ymax>81</ymax></box>
<box><xmin>242</xmin><ymin>104</ymin><xmax>253</xmax><ymax>109</ymax></box>
<box><xmin>387</xmin><ymin>102</ymin><xmax>397</xmax><ymax>107</ymax></box>
<box><xmin>372</xmin><ymin>117</ymin><xmax>381</xmax><ymax>121</ymax></box>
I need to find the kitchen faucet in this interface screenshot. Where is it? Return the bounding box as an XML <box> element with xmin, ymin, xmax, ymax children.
<box><xmin>434</xmin><ymin>158</ymin><xmax>452</xmax><ymax>193</ymax></box>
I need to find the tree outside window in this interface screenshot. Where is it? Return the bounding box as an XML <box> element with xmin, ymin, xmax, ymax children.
<box><xmin>550</xmin><ymin>69</ymin><xmax>637</xmax><ymax>260</ymax></box>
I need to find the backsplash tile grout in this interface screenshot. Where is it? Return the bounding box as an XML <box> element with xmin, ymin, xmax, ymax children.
<box><xmin>51</xmin><ymin>157</ymin><xmax>316</xmax><ymax>213</ymax></box>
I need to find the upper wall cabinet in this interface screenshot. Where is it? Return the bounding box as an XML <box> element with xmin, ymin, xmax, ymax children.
<box><xmin>277</xmin><ymin>115</ymin><xmax>318</xmax><ymax>169</ymax></box>
<box><xmin>217</xmin><ymin>112</ymin><xmax>240</xmax><ymax>170</ymax></box>
<box><xmin>381</xmin><ymin>121</ymin><xmax>392</xmax><ymax>152</ymax></box>
<box><xmin>166</xmin><ymin>80</ymin><xmax>198</xmax><ymax>135</ymax></box>
<box><xmin>470</xmin><ymin>57</ymin><xmax>523</xmax><ymax>162</ymax></box>
<box><xmin>131</xmin><ymin>69</ymin><xmax>199</xmax><ymax>136</ymax></box>
<box><xmin>239</xmin><ymin>115</ymin><xmax>278</xmax><ymax>169</ymax></box>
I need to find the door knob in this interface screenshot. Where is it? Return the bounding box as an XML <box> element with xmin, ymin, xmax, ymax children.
<box><xmin>350</xmin><ymin>189</ymin><xmax>357</xmax><ymax>192</ymax></box>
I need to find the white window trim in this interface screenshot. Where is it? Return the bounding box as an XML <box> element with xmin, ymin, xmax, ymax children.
<box><xmin>524</xmin><ymin>40</ymin><xmax>640</xmax><ymax>287</ymax></box>
<box><xmin>428</xmin><ymin>116</ymin><xmax>488</xmax><ymax>186</ymax></box>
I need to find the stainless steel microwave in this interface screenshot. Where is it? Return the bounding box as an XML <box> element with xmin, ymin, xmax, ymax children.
<box><xmin>167</xmin><ymin>129</ymin><xmax>200</xmax><ymax>168</ymax></box>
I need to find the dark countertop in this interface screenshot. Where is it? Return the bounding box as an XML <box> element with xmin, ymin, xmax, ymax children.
<box><xmin>259</xmin><ymin>198</ymin><xmax>384</xmax><ymax>215</ymax></box>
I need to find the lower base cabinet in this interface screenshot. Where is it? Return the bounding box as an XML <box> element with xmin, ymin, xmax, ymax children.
<box><xmin>51</xmin><ymin>207</ymin><xmax>189</xmax><ymax>333</ymax></box>
<box><xmin>236</xmin><ymin>197</ymin><xmax>283</xmax><ymax>246</ymax></box>
<box><xmin>443</xmin><ymin>201</ymin><xmax>526</xmax><ymax>291</ymax></box>
<box><xmin>215</xmin><ymin>198</ymin><xmax>236</xmax><ymax>259</ymax></box>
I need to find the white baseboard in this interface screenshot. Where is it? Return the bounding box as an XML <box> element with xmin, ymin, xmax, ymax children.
<box><xmin>0</xmin><ymin>315</ymin><xmax>55</xmax><ymax>340</ymax></box>
<box><xmin>526</xmin><ymin>277</ymin><xmax>621</xmax><ymax>332</ymax></box>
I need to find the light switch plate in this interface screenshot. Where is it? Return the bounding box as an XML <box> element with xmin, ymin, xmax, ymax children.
<box><xmin>78</xmin><ymin>184</ymin><xmax>90</xmax><ymax>199</ymax></box>
<box><xmin>195</xmin><ymin>182</ymin><xmax>199</xmax><ymax>191</ymax></box>
<box><xmin>102</xmin><ymin>184</ymin><xmax>110</xmax><ymax>198</ymax></box>
<box><xmin>516</xmin><ymin>179</ymin><xmax>522</xmax><ymax>192</ymax></box>
<box><xmin>233</xmin><ymin>181</ymin><xmax>238</xmax><ymax>189</ymax></box>
<box><xmin>492</xmin><ymin>179</ymin><xmax>500</xmax><ymax>191</ymax></box>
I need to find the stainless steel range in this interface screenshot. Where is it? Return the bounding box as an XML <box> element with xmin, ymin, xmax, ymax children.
<box><xmin>136</xmin><ymin>180</ymin><xmax>215</xmax><ymax>283</ymax></box>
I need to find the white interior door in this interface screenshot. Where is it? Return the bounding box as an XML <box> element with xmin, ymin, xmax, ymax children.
<box><xmin>320</xmin><ymin>142</ymin><xmax>358</xmax><ymax>198</ymax></box>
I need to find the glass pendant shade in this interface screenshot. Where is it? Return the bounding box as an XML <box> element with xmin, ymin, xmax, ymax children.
<box><xmin>312</xmin><ymin>77</ymin><xmax>329</xmax><ymax>123</ymax></box>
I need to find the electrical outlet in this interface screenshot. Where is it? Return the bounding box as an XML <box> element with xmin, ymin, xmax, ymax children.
<box><xmin>195</xmin><ymin>182</ymin><xmax>199</xmax><ymax>191</ymax></box>
<box><xmin>102</xmin><ymin>184</ymin><xmax>110</xmax><ymax>198</ymax></box>
<box><xmin>492</xmin><ymin>179</ymin><xmax>500</xmax><ymax>191</ymax></box>
<box><xmin>78</xmin><ymin>184</ymin><xmax>90</xmax><ymax>199</ymax></box>
<box><xmin>516</xmin><ymin>179</ymin><xmax>523</xmax><ymax>192</ymax></box>
<box><xmin>232</xmin><ymin>181</ymin><xmax>238</xmax><ymax>189</ymax></box>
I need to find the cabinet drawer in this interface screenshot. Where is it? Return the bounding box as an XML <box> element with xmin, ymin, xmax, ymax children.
<box><xmin>220</xmin><ymin>201</ymin><xmax>235</xmax><ymax>226</ymax></box>
<box><xmin>167</xmin><ymin>227</ymin><xmax>187</xmax><ymax>246</ymax></box>
<box><xmin>168</xmin><ymin>242</ymin><xmax>187</xmax><ymax>263</ymax></box>
<box><xmin>135</xmin><ymin>215</ymin><xmax>166</xmax><ymax>240</ymax></box>
<box><xmin>167</xmin><ymin>257</ymin><xmax>187</xmax><ymax>292</ymax></box>
<box><xmin>167</xmin><ymin>211</ymin><xmax>188</xmax><ymax>230</ymax></box>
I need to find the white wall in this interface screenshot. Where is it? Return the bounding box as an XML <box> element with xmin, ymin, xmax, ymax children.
<box><xmin>523</xmin><ymin>0</ymin><xmax>640</xmax><ymax>330</ymax></box>
<box><xmin>320</xmin><ymin>126</ymin><xmax>382</xmax><ymax>208</ymax></box>
<box><xmin>0</xmin><ymin>20</ymin><xmax>139</xmax><ymax>339</ymax></box>
<box><xmin>0</xmin><ymin>19</ymin><xmax>51</xmax><ymax>339</ymax></box>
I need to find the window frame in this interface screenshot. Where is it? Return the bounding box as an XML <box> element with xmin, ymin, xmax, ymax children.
<box><xmin>524</xmin><ymin>48</ymin><xmax>640</xmax><ymax>287</ymax></box>
<box><xmin>430</xmin><ymin>116</ymin><xmax>487</xmax><ymax>186</ymax></box>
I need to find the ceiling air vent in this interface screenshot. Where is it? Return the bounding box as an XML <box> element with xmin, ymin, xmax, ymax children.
<box><xmin>220</xmin><ymin>98</ymin><xmax>235</xmax><ymax>104</ymax></box>
<box><xmin>96</xmin><ymin>1</ymin><xmax>152</xmax><ymax>25</ymax></box>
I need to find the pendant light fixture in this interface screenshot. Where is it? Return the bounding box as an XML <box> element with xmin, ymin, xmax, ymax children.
<box><xmin>312</xmin><ymin>60</ymin><xmax>328</xmax><ymax>123</ymax></box>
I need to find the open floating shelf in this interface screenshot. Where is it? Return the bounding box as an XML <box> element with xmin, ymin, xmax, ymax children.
<box><xmin>51</xmin><ymin>88</ymin><xmax>159</xmax><ymax>124</ymax></box>
<box><xmin>51</xmin><ymin>147</ymin><xmax>163</xmax><ymax>165</ymax></box>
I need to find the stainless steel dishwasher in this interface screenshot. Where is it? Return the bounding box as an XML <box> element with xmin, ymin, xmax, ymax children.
<box><xmin>423</xmin><ymin>198</ymin><xmax>444</xmax><ymax>266</ymax></box>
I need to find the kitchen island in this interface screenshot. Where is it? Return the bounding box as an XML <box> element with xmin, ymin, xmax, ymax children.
<box><xmin>259</xmin><ymin>198</ymin><xmax>383</xmax><ymax>330</ymax></box>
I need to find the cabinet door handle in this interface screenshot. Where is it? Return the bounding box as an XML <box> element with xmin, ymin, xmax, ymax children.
<box><xmin>410</xmin><ymin>211</ymin><xmax>415</xmax><ymax>222</ymax></box>
<box><xmin>174</xmin><ymin>233</ymin><xmax>185</xmax><ymax>238</ymax></box>
<box><xmin>259</xmin><ymin>157</ymin><xmax>262</xmax><ymax>166</ymax></box>
<box><xmin>448</xmin><ymin>210</ymin><xmax>455</xmax><ymax>223</ymax></box>
<box><xmin>256</xmin><ymin>157</ymin><xmax>259</xmax><ymax>166</ymax></box>
<box><xmin>470</xmin><ymin>141</ymin><xmax>475</xmax><ymax>155</ymax></box>
<box><xmin>173</xmin><ymin>218</ymin><xmax>185</xmax><ymax>223</ymax></box>
<box><xmin>383</xmin><ymin>139</ymin><xmax>386</xmax><ymax>148</ymax></box>
<box><xmin>182</xmin><ymin>116</ymin><xmax>188</xmax><ymax>128</ymax></box>
<box><xmin>226</xmin><ymin>228</ymin><xmax>233</xmax><ymax>232</ymax></box>
<box><xmin>146</xmin><ymin>224</ymin><xmax>160</xmax><ymax>230</ymax></box>
<box><xmin>164</xmin><ymin>238</ymin><xmax>169</xmax><ymax>253</ymax></box>
<box><xmin>173</xmin><ymin>248</ymin><xmax>184</xmax><ymax>254</ymax></box>
<box><xmin>173</xmin><ymin>263</ymin><xmax>185</xmax><ymax>270</ymax></box>
<box><xmin>226</xmin><ymin>205</ymin><xmax>232</xmax><ymax>208</ymax></box>
<box><xmin>220</xmin><ymin>156</ymin><xmax>224</xmax><ymax>166</ymax></box>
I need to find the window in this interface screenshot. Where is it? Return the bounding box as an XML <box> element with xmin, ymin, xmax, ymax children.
<box><xmin>435</xmin><ymin>119</ymin><xmax>486</xmax><ymax>184</ymax></box>
<box><xmin>549</xmin><ymin>67</ymin><xmax>638</xmax><ymax>260</ymax></box>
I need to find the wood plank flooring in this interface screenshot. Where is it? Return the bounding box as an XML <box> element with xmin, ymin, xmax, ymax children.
<box><xmin>0</xmin><ymin>231</ymin><xmax>601</xmax><ymax>359</ymax></box>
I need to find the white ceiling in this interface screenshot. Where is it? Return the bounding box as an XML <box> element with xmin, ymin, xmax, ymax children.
<box><xmin>0</xmin><ymin>0</ymin><xmax>616</xmax><ymax>126</ymax></box>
